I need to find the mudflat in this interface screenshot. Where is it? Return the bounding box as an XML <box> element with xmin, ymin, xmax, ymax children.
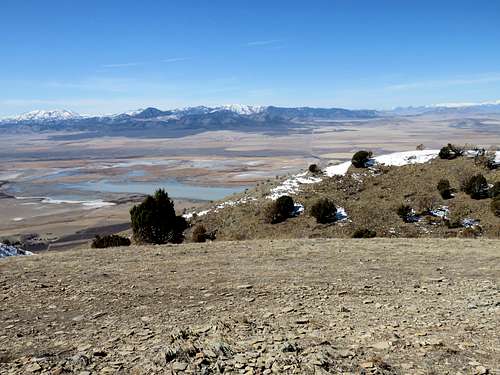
<box><xmin>1</xmin><ymin>238</ymin><xmax>498</xmax><ymax>374</ymax></box>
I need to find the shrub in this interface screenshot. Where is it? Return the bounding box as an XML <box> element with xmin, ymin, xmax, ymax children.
<box><xmin>264</xmin><ymin>195</ymin><xmax>295</xmax><ymax>224</ymax></box>
<box><xmin>491</xmin><ymin>196</ymin><xmax>500</xmax><ymax>217</ymax></box>
<box><xmin>438</xmin><ymin>146</ymin><xmax>453</xmax><ymax>160</ymax></box>
<box><xmin>460</xmin><ymin>226</ymin><xmax>482</xmax><ymax>238</ymax></box>
<box><xmin>446</xmin><ymin>203</ymin><xmax>471</xmax><ymax>228</ymax></box>
<box><xmin>438</xmin><ymin>144</ymin><xmax>463</xmax><ymax>160</ymax></box>
<box><xmin>462</xmin><ymin>174</ymin><xmax>489</xmax><ymax>199</ymax></box>
<box><xmin>351</xmin><ymin>150</ymin><xmax>373</xmax><ymax>168</ymax></box>
<box><xmin>91</xmin><ymin>234</ymin><xmax>131</xmax><ymax>248</ymax></box>
<box><xmin>458</xmin><ymin>168</ymin><xmax>476</xmax><ymax>191</ymax></box>
<box><xmin>352</xmin><ymin>228</ymin><xmax>376</xmax><ymax>238</ymax></box>
<box><xmin>192</xmin><ymin>225</ymin><xmax>207</xmax><ymax>243</ymax></box>
<box><xmin>437</xmin><ymin>179</ymin><xmax>452</xmax><ymax>199</ymax></box>
<box><xmin>490</xmin><ymin>181</ymin><xmax>500</xmax><ymax>198</ymax></box>
<box><xmin>415</xmin><ymin>194</ymin><xmax>439</xmax><ymax>215</ymax></box>
<box><xmin>308</xmin><ymin>164</ymin><xmax>321</xmax><ymax>174</ymax></box>
<box><xmin>474</xmin><ymin>149</ymin><xmax>498</xmax><ymax>170</ymax></box>
<box><xmin>310</xmin><ymin>198</ymin><xmax>337</xmax><ymax>224</ymax></box>
<box><xmin>397</xmin><ymin>204</ymin><xmax>414</xmax><ymax>223</ymax></box>
<box><xmin>130</xmin><ymin>189</ymin><xmax>188</xmax><ymax>244</ymax></box>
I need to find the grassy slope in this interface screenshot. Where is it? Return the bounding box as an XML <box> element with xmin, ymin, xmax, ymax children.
<box><xmin>190</xmin><ymin>156</ymin><xmax>499</xmax><ymax>240</ymax></box>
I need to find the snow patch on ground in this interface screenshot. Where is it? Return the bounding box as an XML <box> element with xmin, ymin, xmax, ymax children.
<box><xmin>373</xmin><ymin>150</ymin><xmax>440</xmax><ymax>166</ymax></box>
<box><xmin>324</xmin><ymin>161</ymin><xmax>352</xmax><ymax>177</ymax></box>
<box><xmin>335</xmin><ymin>207</ymin><xmax>349</xmax><ymax>221</ymax></box>
<box><xmin>462</xmin><ymin>218</ymin><xmax>480</xmax><ymax>228</ymax></box>
<box><xmin>41</xmin><ymin>198</ymin><xmax>116</xmax><ymax>209</ymax></box>
<box><xmin>0</xmin><ymin>243</ymin><xmax>33</xmax><ymax>259</ymax></box>
<box><xmin>183</xmin><ymin>197</ymin><xmax>257</xmax><ymax>219</ymax></box>
<box><xmin>292</xmin><ymin>203</ymin><xmax>304</xmax><ymax>216</ymax></box>
<box><xmin>14</xmin><ymin>196</ymin><xmax>115</xmax><ymax>209</ymax></box>
<box><xmin>268</xmin><ymin>173</ymin><xmax>322</xmax><ymax>200</ymax></box>
<box><xmin>430</xmin><ymin>206</ymin><xmax>449</xmax><ymax>219</ymax></box>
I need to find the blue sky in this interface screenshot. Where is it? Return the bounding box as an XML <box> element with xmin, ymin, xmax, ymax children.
<box><xmin>1</xmin><ymin>0</ymin><xmax>500</xmax><ymax>116</ymax></box>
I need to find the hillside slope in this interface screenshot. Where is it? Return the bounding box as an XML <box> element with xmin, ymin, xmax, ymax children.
<box><xmin>0</xmin><ymin>239</ymin><xmax>498</xmax><ymax>374</ymax></box>
<box><xmin>186</xmin><ymin>150</ymin><xmax>500</xmax><ymax>240</ymax></box>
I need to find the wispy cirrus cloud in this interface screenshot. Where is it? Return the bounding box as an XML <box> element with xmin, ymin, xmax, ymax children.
<box><xmin>246</xmin><ymin>39</ymin><xmax>282</xmax><ymax>47</ymax></box>
<box><xmin>162</xmin><ymin>57</ymin><xmax>191</xmax><ymax>63</ymax></box>
<box><xmin>101</xmin><ymin>62</ymin><xmax>143</xmax><ymax>68</ymax></box>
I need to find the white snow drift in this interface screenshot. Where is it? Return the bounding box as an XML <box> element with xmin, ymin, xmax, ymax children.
<box><xmin>0</xmin><ymin>243</ymin><xmax>33</xmax><ymax>259</ymax></box>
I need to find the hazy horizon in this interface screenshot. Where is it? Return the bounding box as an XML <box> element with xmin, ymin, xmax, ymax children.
<box><xmin>4</xmin><ymin>99</ymin><xmax>500</xmax><ymax>119</ymax></box>
<box><xmin>1</xmin><ymin>0</ymin><xmax>500</xmax><ymax>116</ymax></box>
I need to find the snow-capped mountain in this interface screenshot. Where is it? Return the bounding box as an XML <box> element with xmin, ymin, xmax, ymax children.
<box><xmin>123</xmin><ymin>108</ymin><xmax>145</xmax><ymax>116</ymax></box>
<box><xmin>171</xmin><ymin>105</ymin><xmax>266</xmax><ymax>116</ymax></box>
<box><xmin>0</xmin><ymin>105</ymin><xmax>378</xmax><ymax>135</ymax></box>
<box><xmin>214</xmin><ymin>104</ymin><xmax>267</xmax><ymax>115</ymax></box>
<box><xmin>6</xmin><ymin>109</ymin><xmax>82</xmax><ymax>122</ymax></box>
<box><xmin>430</xmin><ymin>100</ymin><xmax>500</xmax><ymax>108</ymax></box>
<box><xmin>390</xmin><ymin>100</ymin><xmax>500</xmax><ymax>115</ymax></box>
<box><xmin>2</xmin><ymin>105</ymin><xmax>378</xmax><ymax>124</ymax></box>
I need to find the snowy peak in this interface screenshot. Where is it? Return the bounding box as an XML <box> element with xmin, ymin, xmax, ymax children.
<box><xmin>172</xmin><ymin>105</ymin><xmax>266</xmax><ymax>116</ymax></box>
<box><xmin>430</xmin><ymin>100</ymin><xmax>500</xmax><ymax>108</ymax></box>
<box><xmin>9</xmin><ymin>109</ymin><xmax>81</xmax><ymax>122</ymax></box>
<box><xmin>214</xmin><ymin>104</ymin><xmax>267</xmax><ymax>115</ymax></box>
<box><xmin>391</xmin><ymin>100</ymin><xmax>500</xmax><ymax>115</ymax></box>
<box><xmin>123</xmin><ymin>108</ymin><xmax>145</xmax><ymax>116</ymax></box>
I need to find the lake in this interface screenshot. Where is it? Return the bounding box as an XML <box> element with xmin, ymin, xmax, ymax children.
<box><xmin>64</xmin><ymin>179</ymin><xmax>247</xmax><ymax>201</ymax></box>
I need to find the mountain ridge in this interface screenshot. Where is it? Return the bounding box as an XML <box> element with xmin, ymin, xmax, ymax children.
<box><xmin>0</xmin><ymin>105</ymin><xmax>380</xmax><ymax>136</ymax></box>
<box><xmin>389</xmin><ymin>100</ymin><xmax>500</xmax><ymax>115</ymax></box>
<box><xmin>1</xmin><ymin>102</ymin><xmax>499</xmax><ymax>136</ymax></box>
<box><xmin>1</xmin><ymin>105</ymin><xmax>379</xmax><ymax>124</ymax></box>
<box><xmin>4</xmin><ymin>99</ymin><xmax>500</xmax><ymax>124</ymax></box>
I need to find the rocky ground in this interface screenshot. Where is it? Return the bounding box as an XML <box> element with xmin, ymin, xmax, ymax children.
<box><xmin>0</xmin><ymin>239</ymin><xmax>499</xmax><ymax>374</ymax></box>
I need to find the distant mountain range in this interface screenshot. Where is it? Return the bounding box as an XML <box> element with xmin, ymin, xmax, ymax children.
<box><xmin>0</xmin><ymin>105</ymin><xmax>379</xmax><ymax>137</ymax></box>
<box><xmin>389</xmin><ymin>100</ymin><xmax>500</xmax><ymax>116</ymax></box>
<box><xmin>1</xmin><ymin>105</ymin><xmax>379</xmax><ymax>123</ymax></box>
<box><xmin>1</xmin><ymin>102</ymin><xmax>499</xmax><ymax>137</ymax></box>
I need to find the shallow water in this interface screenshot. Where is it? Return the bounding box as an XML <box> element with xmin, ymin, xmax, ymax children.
<box><xmin>64</xmin><ymin>179</ymin><xmax>246</xmax><ymax>201</ymax></box>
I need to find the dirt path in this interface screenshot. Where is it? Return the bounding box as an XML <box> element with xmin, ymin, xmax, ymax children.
<box><xmin>0</xmin><ymin>239</ymin><xmax>498</xmax><ymax>374</ymax></box>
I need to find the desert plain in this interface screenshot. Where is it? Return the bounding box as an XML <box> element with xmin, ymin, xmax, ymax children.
<box><xmin>1</xmin><ymin>114</ymin><xmax>499</xmax><ymax>249</ymax></box>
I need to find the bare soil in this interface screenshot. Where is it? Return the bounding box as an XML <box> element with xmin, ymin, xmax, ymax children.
<box><xmin>1</xmin><ymin>238</ymin><xmax>498</xmax><ymax>374</ymax></box>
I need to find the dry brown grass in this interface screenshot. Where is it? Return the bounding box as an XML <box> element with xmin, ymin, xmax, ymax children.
<box><xmin>191</xmin><ymin>156</ymin><xmax>499</xmax><ymax>240</ymax></box>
